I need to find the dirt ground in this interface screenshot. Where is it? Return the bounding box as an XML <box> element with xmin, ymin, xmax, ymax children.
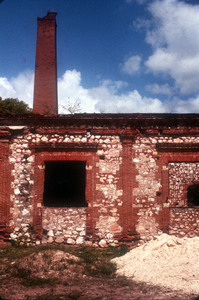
<box><xmin>1</xmin><ymin>276</ymin><xmax>198</xmax><ymax>300</ymax></box>
<box><xmin>0</xmin><ymin>247</ymin><xmax>198</xmax><ymax>300</ymax></box>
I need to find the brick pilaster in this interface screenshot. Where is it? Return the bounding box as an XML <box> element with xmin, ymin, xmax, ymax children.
<box><xmin>0</xmin><ymin>141</ymin><xmax>11</xmax><ymax>242</ymax></box>
<box><xmin>120</xmin><ymin>136</ymin><xmax>133</xmax><ymax>240</ymax></box>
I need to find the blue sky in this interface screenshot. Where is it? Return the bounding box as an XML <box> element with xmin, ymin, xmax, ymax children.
<box><xmin>0</xmin><ymin>0</ymin><xmax>199</xmax><ymax>113</ymax></box>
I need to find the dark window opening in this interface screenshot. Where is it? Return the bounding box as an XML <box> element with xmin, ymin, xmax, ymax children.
<box><xmin>99</xmin><ymin>155</ymin><xmax>105</xmax><ymax>160</ymax></box>
<box><xmin>187</xmin><ymin>184</ymin><xmax>199</xmax><ymax>207</ymax></box>
<box><xmin>43</xmin><ymin>161</ymin><xmax>87</xmax><ymax>207</ymax></box>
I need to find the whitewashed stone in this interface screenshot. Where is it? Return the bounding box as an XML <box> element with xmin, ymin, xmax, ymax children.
<box><xmin>80</xmin><ymin>230</ymin><xmax>86</xmax><ymax>236</ymax></box>
<box><xmin>76</xmin><ymin>236</ymin><xmax>84</xmax><ymax>244</ymax></box>
<box><xmin>41</xmin><ymin>136</ymin><xmax>48</xmax><ymax>142</ymax></box>
<box><xmin>55</xmin><ymin>237</ymin><xmax>64</xmax><ymax>243</ymax></box>
<box><xmin>99</xmin><ymin>239</ymin><xmax>107</xmax><ymax>248</ymax></box>
<box><xmin>48</xmin><ymin>236</ymin><xmax>54</xmax><ymax>243</ymax></box>
<box><xmin>48</xmin><ymin>230</ymin><xmax>54</xmax><ymax>237</ymax></box>
<box><xmin>67</xmin><ymin>238</ymin><xmax>76</xmax><ymax>245</ymax></box>
<box><xmin>27</xmin><ymin>156</ymin><xmax>34</xmax><ymax>163</ymax></box>
<box><xmin>14</xmin><ymin>188</ymin><xmax>20</xmax><ymax>195</ymax></box>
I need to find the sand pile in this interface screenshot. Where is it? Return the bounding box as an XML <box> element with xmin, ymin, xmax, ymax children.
<box><xmin>112</xmin><ymin>234</ymin><xmax>199</xmax><ymax>293</ymax></box>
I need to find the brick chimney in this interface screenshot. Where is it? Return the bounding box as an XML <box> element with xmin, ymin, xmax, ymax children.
<box><xmin>33</xmin><ymin>11</ymin><xmax>58</xmax><ymax>115</ymax></box>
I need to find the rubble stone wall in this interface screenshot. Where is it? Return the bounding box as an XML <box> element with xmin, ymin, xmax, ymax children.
<box><xmin>8</xmin><ymin>130</ymin><xmax>123</xmax><ymax>246</ymax></box>
<box><xmin>42</xmin><ymin>207</ymin><xmax>86</xmax><ymax>244</ymax></box>
<box><xmin>168</xmin><ymin>162</ymin><xmax>199</xmax><ymax>207</ymax></box>
<box><xmin>6</xmin><ymin>127</ymin><xmax>199</xmax><ymax>246</ymax></box>
<box><xmin>133</xmin><ymin>136</ymin><xmax>162</xmax><ymax>240</ymax></box>
<box><xmin>9</xmin><ymin>133</ymin><xmax>34</xmax><ymax>243</ymax></box>
<box><xmin>95</xmin><ymin>135</ymin><xmax>123</xmax><ymax>247</ymax></box>
<box><xmin>169</xmin><ymin>208</ymin><xmax>199</xmax><ymax>237</ymax></box>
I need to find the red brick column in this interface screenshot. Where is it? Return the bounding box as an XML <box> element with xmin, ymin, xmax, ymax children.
<box><xmin>33</xmin><ymin>11</ymin><xmax>58</xmax><ymax>115</ymax></box>
<box><xmin>120</xmin><ymin>136</ymin><xmax>133</xmax><ymax>241</ymax></box>
<box><xmin>0</xmin><ymin>141</ymin><xmax>11</xmax><ymax>242</ymax></box>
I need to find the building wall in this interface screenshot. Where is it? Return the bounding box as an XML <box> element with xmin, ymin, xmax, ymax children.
<box><xmin>8</xmin><ymin>130</ymin><xmax>124</xmax><ymax>246</ymax></box>
<box><xmin>0</xmin><ymin>121</ymin><xmax>198</xmax><ymax>246</ymax></box>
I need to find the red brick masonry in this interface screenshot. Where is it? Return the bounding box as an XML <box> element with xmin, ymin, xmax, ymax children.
<box><xmin>0</xmin><ymin>114</ymin><xmax>198</xmax><ymax>246</ymax></box>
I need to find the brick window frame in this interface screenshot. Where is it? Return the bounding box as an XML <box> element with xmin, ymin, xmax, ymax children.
<box><xmin>156</xmin><ymin>143</ymin><xmax>199</xmax><ymax>232</ymax></box>
<box><xmin>31</xmin><ymin>143</ymin><xmax>98</xmax><ymax>239</ymax></box>
<box><xmin>158</xmin><ymin>152</ymin><xmax>199</xmax><ymax>207</ymax></box>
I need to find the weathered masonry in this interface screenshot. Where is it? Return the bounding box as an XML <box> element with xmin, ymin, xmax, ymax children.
<box><xmin>0</xmin><ymin>11</ymin><xmax>198</xmax><ymax>246</ymax></box>
<box><xmin>0</xmin><ymin>114</ymin><xmax>199</xmax><ymax>246</ymax></box>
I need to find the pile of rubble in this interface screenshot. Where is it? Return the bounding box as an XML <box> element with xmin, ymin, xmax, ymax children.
<box><xmin>112</xmin><ymin>234</ymin><xmax>199</xmax><ymax>294</ymax></box>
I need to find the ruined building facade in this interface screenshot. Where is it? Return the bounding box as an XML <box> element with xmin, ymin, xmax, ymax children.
<box><xmin>0</xmin><ymin>12</ymin><xmax>198</xmax><ymax>246</ymax></box>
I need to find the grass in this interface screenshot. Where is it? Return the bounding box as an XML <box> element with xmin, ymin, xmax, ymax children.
<box><xmin>67</xmin><ymin>246</ymin><xmax>129</xmax><ymax>278</ymax></box>
<box><xmin>0</xmin><ymin>243</ymin><xmax>130</xmax><ymax>288</ymax></box>
<box><xmin>0</xmin><ymin>245</ymin><xmax>36</xmax><ymax>260</ymax></box>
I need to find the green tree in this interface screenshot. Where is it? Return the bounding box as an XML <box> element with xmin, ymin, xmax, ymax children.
<box><xmin>0</xmin><ymin>97</ymin><xmax>32</xmax><ymax>114</ymax></box>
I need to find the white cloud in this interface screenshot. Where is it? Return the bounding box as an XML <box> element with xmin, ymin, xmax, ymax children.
<box><xmin>0</xmin><ymin>69</ymin><xmax>169</xmax><ymax>113</ymax></box>
<box><xmin>1</xmin><ymin>68</ymin><xmax>199</xmax><ymax>114</ymax></box>
<box><xmin>145</xmin><ymin>0</ymin><xmax>199</xmax><ymax>95</ymax></box>
<box><xmin>173</xmin><ymin>95</ymin><xmax>199</xmax><ymax>113</ymax></box>
<box><xmin>88</xmin><ymin>78</ymin><xmax>167</xmax><ymax>113</ymax></box>
<box><xmin>58</xmin><ymin>69</ymin><xmax>97</xmax><ymax>113</ymax></box>
<box><xmin>91</xmin><ymin>88</ymin><xmax>167</xmax><ymax>113</ymax></box>
<box><xmin>0</xmin><ymin>77</ymin><xmax>16</xmax><ymax>98</ymax></box>
<box><xmin>0</xmin><ymin>70</ymin><xmax>34</xmax><ymax>107</ymax></box>
<box><xmin>121</xmin><ymin>55</ymin><xmax>142</xmax><ymax>75</ymax></box>
<box><xmin>145</xmin><ymin>83</ymin><xmax>173</xmax><ymax>95</ymax></box>
<box><xmin>133</xmin><ymin>17</ymin><xmax>151</xmax><ymax>32</ymax></box>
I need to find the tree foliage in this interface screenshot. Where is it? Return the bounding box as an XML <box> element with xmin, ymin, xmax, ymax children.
<box><xmin>0</xmin><ymin>97</ymin><xmax>32</xmax><ymax>114</ymax></box>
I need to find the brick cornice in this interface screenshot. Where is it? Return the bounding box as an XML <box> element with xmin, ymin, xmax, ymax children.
<box><xmin>156</xmin><ymin>143</ymin><xmax>199</xmax><ymax>152</ymax></box>
<box><xmin>30</xmin><ymin>142</ymin><xmax>98</xmax><ymax>152</ymax></box>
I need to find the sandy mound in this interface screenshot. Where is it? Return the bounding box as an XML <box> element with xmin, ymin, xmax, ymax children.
<box><xmin>15</xmin><ymin>250</ymin><xmax>84</xmax><ymax>280</ymax></box>
<box><xmin>112</xmin><ymin>234</ymin><xmax>199</xmax><ymax>294</ymax></box>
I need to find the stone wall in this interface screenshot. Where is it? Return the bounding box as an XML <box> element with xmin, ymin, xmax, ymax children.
<box><xmin>3</xmin><ymin>118</ymin><xmax>199</xmax><ymax>246</ymax></box>
<box><xmin>170</xmin><ymin>208</ymin><xmax>199</xmax><ymax>237</ymax></box>
<box><xmin>8</xmin><ymin>130</ymin><xmax>124</xmax><ymax>246</ymax></box>
<box><xmin>42</xmin><ymin>207</ymin><xmax>86</xmax><ymax>245</ymax></box>
<box><xmin>132</xmin><ymin>136</ymin><xmax>162</xmax><ymax>240</ymax></box>
<box><xmin>168</xmin><ymin>162</ymin><xmax>199</xmax><ymax>207</ymax></box>
<box><xmin>9</xmin><ymin>133</ymin><xmax>34</xmax><ymax>243</ymax></box>
<box><xmin>95</xmin><ymin>135</ymin><xmax>123</xmax><ymax>246</ymax></box>
<box><xmin>132</xmin><ymin>135</ymin><xmax>199</xmax><ymax>240</ymax></box>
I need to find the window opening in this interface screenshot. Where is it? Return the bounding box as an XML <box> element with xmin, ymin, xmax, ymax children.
<box><xmin>187</xmin><ymin>184</ymin><xmax>199</xmax><ymax>207</ymax></box>
<box><xmin>43</xmin><ymin>161</ymin><xmax>87</xmax><ymax>207</ymax></box>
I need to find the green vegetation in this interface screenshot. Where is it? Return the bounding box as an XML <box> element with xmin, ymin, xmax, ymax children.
<box><xmin>0</xmin><ymin>244</ymin><xmax>130</xmax><ymax>289</ymax></box>
<box><xmin>0</xmin><ymin>97</ymin><xmax>32</xmax><ymax>113</ymax></box>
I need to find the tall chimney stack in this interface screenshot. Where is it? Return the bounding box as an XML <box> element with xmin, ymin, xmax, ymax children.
<box><xmin>33</xmin><ymin>11</ymin><xmax>58</xmax><ymax>115</ymax></box>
